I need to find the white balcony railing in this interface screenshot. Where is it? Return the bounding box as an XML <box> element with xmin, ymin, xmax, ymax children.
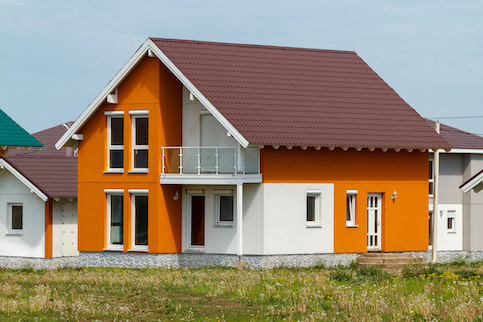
<box><xmin>161</xmin><ymin>146</ymin><xmax>260</xmax><ymax>175</ymax></box>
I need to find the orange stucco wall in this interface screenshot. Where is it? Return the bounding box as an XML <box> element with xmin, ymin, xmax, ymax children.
<box><xmin>261</xmin><ymin>147</ymin><xmax>429</xmax><ymax>253</ymax></box>
<box><xmin>44</xmin><ymin>199</ymin><xmax>52</xmax><ymax>258</ymax></box>
<box><xmin>77</xmin><ymin>56</ymin><xmax>182</xmax><ymax>253</ymax></box>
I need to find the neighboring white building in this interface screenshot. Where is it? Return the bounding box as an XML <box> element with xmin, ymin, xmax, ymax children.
<box><xmin>428</xmin><ymin>120</ymin><xmax>483</xmax><ymax>253</ymax></box>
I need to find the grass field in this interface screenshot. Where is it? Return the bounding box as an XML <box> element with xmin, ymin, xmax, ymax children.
<box><xmin>0</xmin><ymin>260</ymin><xmax>482</xmax><ymax>321</ymax></box>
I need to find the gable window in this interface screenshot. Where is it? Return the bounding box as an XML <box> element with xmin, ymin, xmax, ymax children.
<box><xmin>447</xmin><ymin>210</ymin><xmax>456</xmax><ymax>233</ymax></box>
<box><xmin>105</xmin><ymin>190</ymin><xmax>124</xmax><ymax>251</ymax></box>
<box><xmin>130</xmin><ymin>190</ymin><xmax>148</xmax><ymax>251</ymax></box>
<box><xmin>429</xmin><ymin>159</ymin><xmax>434</xmax><ymax>196</ymax></box>
<box><xmin>215</xmin><ymin>190</ymin><xmax>234</xmax><ymax>226</ymax></box>
<box><xmin>106</xmin><ymin>112</ymin><xmax>124</xmax><ymax>172</ymax></box>
<box><xmin>346</xmin><ymin>190</ymin><xmax>358</xmax><ymax>227</ymax></box>
<box><xmin>306</xmin><ymin>190</ymin><xmax>321</xmax><ymax>227</ymax></box>
<box><xmin>130</xmin><ymin>111</ymin><xmax>149</xmax><ymax>171</ymax></box>
<box><xmin>8</xmin><ymin>203</ymin><xmax>23</xmax><ymax>234</ymax></box>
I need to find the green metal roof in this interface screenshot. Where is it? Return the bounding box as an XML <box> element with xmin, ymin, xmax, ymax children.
<box><xmin>0</xmin><ymin>109</ymin><xmax>43</xmax><ymax>147</ymax></box>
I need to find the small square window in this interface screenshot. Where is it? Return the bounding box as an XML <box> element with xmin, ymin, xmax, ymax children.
<box><xmin>447</xmin><ymin>210</ymin><xmax>456</xmax><ymax>233</ymax></box>
<box><xmin>215</xmin><ymin>192</ymin><xmax>234</xmax><ymax>226</ymax></box>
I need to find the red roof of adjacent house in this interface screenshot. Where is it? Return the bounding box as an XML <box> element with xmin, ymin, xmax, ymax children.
<box><xmin>2</xmin><ymin>155</ymin><xmax>77</xmax><ymax>198</ymax></box>
<box><xmin>9</xmin><ymin>123</ymin><xmax>73</xmax><ymax>156</ymax></box>
<box><xmin>425</xmin><ymin>119</ymin><xmax>483</xmax><ymax>150</ymax></box>
<box><xmin>151</xmin><ymin>38</ymin><xmax>450</xmax><ymax>150</ymax></box>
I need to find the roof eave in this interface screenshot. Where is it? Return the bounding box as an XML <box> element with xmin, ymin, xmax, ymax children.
<box><xmin>0</xmin><ymin>159</ymin><xmax>48</xmax><ymax>201</ymax></box>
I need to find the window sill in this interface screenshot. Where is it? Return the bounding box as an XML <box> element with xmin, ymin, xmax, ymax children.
<box><xmin>128</xmin><ymin>169</ymin><xmax>149</xmax><ymax>174</ymax></box>
<box><xmin>104</xmin><ymin>169</ymin><xmax>124</xmax><ymax>174</ymax></box>
<box><xmin>184</xmin><ymin>247</ymin><xmax>205</xmax><ymax>253</ymax></box>
<box><xmin>346</xmin><ymin>224</ymin><xmax>358</xmax><ymax>228</ymax></box>
<box><xmin>128</xmin><ymin>247</ymin><xmax>148</xmax><ymax>253</ymax></box>
<box><xmin>103</xmin><ymin>246</ymin><xmax>124</xmax><ymax>252</ymax></box>
<box><xmin>306</xmin><ymin>225</ymin><xmax>322</xmax><ymax>228</ymax></box>
<box><xmin>5</xmin><ymin>233</ymin><xmax>23</xmax><ymax>236</ymax></box>
<box><xmin>215</xmin><ymin>223</ymin><xmax>233</xmax><ymax>228</ymax></box>
<box><xmin>447</xmin><ymin>231</ymin><xmax>457</xmax><ymax>234</ymax></box>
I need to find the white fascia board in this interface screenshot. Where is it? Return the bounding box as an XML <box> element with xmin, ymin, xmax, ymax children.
<box><xmin>55</xmin><ymin>40</ymin><xmax>153</xmax><ymax>150</ymax></box>
<box><xmin>0</xmin><ymin>159</ymin><xmax>48</xmax><ymax>201</ymax></box>
<box><xmin>145</xmin><ymin>39</ymin><xmax>249</xmax><ymax>148</ymax></box>
<box><xmin>446</xmin><ymin>149</ymin><xmax>483</xmax><ymax>154</ymax></box>
<box><xmin>461</xmin><ymin>172</ymin><xmax>483</xmax><ymax>193</ymax></box>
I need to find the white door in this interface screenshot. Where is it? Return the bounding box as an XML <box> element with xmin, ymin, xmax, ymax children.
<box><xmin>367</xmin><ymin>193</ymin><xmax>382</xmax><ymax>251</ymax></box>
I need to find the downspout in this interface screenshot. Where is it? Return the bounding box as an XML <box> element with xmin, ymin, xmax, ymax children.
<box><xmin>431</xmin><ymin>122</ymin><xmax>440</xmax><ymax>263</ymax></box>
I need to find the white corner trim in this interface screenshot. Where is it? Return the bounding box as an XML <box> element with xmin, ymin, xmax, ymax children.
<box><xmin>55</xmin><ymin>38</ymin><xmax>250</xmax><ymax>150</ymax></box>
<box><xmin>461</xmin><ymin>172</ymin><xmax>483</xmax><ymax>193</ymax></box>
<box><xmin>0</xmin><ymin>159</ymin><xmax>48</xmax><ymax>201</ymax></box>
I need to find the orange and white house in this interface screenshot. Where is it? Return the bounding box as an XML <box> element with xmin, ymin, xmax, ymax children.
<box><xmin>56</xmin><ymin>38</ymin><xmax>450</xmax><ymax>268</ymax></box>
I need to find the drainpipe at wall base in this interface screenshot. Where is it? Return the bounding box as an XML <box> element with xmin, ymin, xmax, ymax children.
<box><xmin>431</xmin><ymin>122</ymin><xmax>440</xmax><ymax>264</ymax></box>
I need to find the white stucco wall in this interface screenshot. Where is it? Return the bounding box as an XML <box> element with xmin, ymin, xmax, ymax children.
<box><xmin>262</xmin><ymin>183</ymin><xmax>334</xmax><ymax>255</ymax></box>
<box><xmin>429</xmin><ymin>203</ymin><xmax>463</xmax><ymax>251</ymax></box>
<box><xmin>52</xmin><ymin>199</ymin><xmax>78</xmax><ymax>257</ymax></box>
<box><xmin>0</xmin><ymin>171</ymin><xmax>46</xmax><ymax>257</ymax></box>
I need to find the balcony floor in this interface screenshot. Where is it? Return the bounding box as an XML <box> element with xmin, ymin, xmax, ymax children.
<box><xmin>160</xmin><ymin>173</ymin><xmax>262</xmax><ymax>185</ymax></box>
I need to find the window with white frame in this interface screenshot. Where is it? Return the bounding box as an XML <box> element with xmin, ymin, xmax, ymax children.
<box><xmin>215</xmin><ymin>190</ymin><xmax>234</xmax><ymax>226</ymax></box>
<box><xmin>346</xmin><ymin>190</ymin><xmax>357</xmax><ymax>226</ymax></box>
<box><xmin>7</xmin><ymin>203</ymin><xmax>23</xmax><ymax>234</ymax></box>
<box><xmin>106</xmin><ymin>112</ymin><xmax>124</xmax><ymax>171</ymax></box>
<box><xmin>429</xmin><ymin>159</ymin><xmax>434</xmax><ymax>196</ymax></box>
<box><xmin>106</xmin><ymin>191</ymin><xmax>124</xmax><ymax>250</ymax></box>
<box><xmin>130</xmin><ymin>111</ymin><xmax>149</xmax><ymax>170</ymax></box>
<box><xmin>447</xmin><ymin>210</ymin><xmax>456</xmax><ymax>233</ymax></box>
<box><xmin>130</xmin><ymin>190</ymin><xmax>148</xmax><ymax>251</ymax></box>
<box><xmin>306</xmin><ymin>191</ymin><xmax>321</xmax><ymax>226</ymax></box>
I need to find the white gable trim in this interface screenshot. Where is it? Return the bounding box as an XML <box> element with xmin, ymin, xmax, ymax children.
<box><xmin>0</xmin><ymin>159</ymin><xmax>48</xmax><ymax>201</ymax></box>
<box><xmin>55</xmin><ymin>39</ymin><xmax>249</xmax><ymax>150</ymax></box>
<box><xmin>461</xmin><ymin>171</ymin><xmax>483</xmax><ymax>193</ymax></box>
<box><xmin>447</xmin><ymin>149</ymin><xmax>483</xmax><ymax>155</ymax></box>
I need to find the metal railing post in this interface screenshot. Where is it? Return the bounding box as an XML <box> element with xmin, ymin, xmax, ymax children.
<box><xmin>179</xmin><ymin>147</ymin><xmax>183</xmax><ymax>174</ymax></box>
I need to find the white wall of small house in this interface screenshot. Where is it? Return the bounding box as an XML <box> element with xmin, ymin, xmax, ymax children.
<box><xmin>52</xmin><ymin>199</ymin><xmax>78</xmax><ymax>257</ymax></box>
<box><xmin>429</xmin><ymin>203</ymin><xmax>463</xmax><ymax>251</ymax></box>
<box><xmin>262</xmin><ymin>183</ymin><xmax>334</xmax><ymax>255</ymax></box>
<box><xmin>0</xmin><ymin>171</ymin><xmax>46</xmax><ymax>257</ymax></box>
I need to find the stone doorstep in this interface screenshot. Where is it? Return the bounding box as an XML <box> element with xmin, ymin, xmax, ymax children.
<box><xmin>356</xmin><ymin>252</ymin><xmax>428</xmax><ymax>273</ymax></box>
<box><xmin>361</xmin><ymin>252</ymin><xmax>414</xmax><ymax>258</ymax></box>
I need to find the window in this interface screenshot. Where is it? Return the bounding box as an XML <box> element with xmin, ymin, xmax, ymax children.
<box><xmin>346</xmin><ymin>190</ymin><xmax>357</xmax><ymax>227</ymax></box>
<box><xmin>215</xmin><ymin>191</ymin><xmax>234</xmax><ymax>226</ymax></box>
<box><xmin>106</xmin><ymin>191</ymin><xmax>124</xmax><ymax>251</ymax></box>
<box><xmin>130</xmin><ymin>111</ymin><xmax>149</xmax><ymax>170</ymax></box>
<box><xmin>447</xmin><ymin>210</ymin><xmax>456</xmax><ymax>233</ymax></box>
<box><xmin>429</xmin><ymin>159</ymin><xmax>434</xmax><ymax>196</ymax></box>
<box><xmin>8</xmin><ymin>203</ymin><xmax>23</xmax><ymax>234</ymax></box>
<box><xmin>130</xmin><ymin>190</ymin><xmax>148</xmax><ymax>251</ymax></box>
<box><xmin>106</xmin><ymin>112</ymin><xmax>124</xmax><ymax>172</ymax></box>
<box><xmin>306</xmin><ymin>191</ymin><xmax>321</xmax><ymax>226</ymax></box>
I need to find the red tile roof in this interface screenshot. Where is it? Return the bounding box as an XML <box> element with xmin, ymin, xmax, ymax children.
<box><xmin>425</xmin><ymin>119</ymin><xmax>483</xmax><ymax>150</ymax></box>
<box><xmin>151</xmin><ymin>38</ymin><xmax>450</xmax><ymax>150</ymax></box>
<box><xmin>9</xmin><ymin>123</ymin><xmax>73</xmax><ymax>156</ymax></box>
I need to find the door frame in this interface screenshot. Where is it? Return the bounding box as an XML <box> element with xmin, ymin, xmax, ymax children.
<box><xmin>186</xmin><ymin>191</ymin><xmax>206</xmax><ymax>251</ymax></box>
<box><xmin>367</xmin><ymin>193</ymin><xmax>382</xmax><ymax>251</ymax></box>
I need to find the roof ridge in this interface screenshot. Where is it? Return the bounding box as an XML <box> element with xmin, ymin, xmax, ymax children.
<box><xmin>150</xmin><ymin>37</ymin><xmax>357</xmax><ymax>54</ymax></box>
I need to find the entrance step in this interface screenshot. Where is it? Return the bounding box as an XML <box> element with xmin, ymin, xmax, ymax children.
<box><xmin>356</xmin><ymin>252</ymin><xmax>428</xmax><ymax>273</ymax></box>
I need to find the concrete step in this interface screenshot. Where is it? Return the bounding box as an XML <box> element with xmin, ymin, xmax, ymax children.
<box><xmin>356</xmin><ymin>252</ymin><xmax>427</xmax><ymax>273</ymax></box>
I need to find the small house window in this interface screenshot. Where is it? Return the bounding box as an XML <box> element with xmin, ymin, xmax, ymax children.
<box><xmin>447</xmin><ymin>210</ymin><xmax>456</xmax><ymax>233</ymax></box>
<box><xmin>130</xmin><ymin>111</ymin><xmax>149</xmax><ymax>171</ymax></box>
<box><xmin>8</xmin><ymin>203</ymin><xmax>23</xmax><ymax>234</ymax></box>
<box><xmin>306</xmin><ymin>191</ymin><xmax>321</xmax><ymax>227</ymax></box>
<box><xmin>429</xmin><ymin>159</ymin><xmax>434</xmax><ymax>196</ymax></box>
<box><xmin>215</xmin><ymin>191</ymin><xmax>234</xmax><ymax>226</ymax></box>
<box><xmin>106</xmin><ymin>112</ymin><xmax>124</xmax><ymax>171</ymax></box>
<box><xmin>346</xmin><ymin>190</ymin><xmax>358</xmax><ymax>227</ymax></box>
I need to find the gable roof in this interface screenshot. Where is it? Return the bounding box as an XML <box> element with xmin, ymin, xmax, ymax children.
<box><xmin>56</xmin><ymin>38</ymin><xmax>451</xmax><ymax>151</ymax></box>
<box><xmin>425</xmin><ymin>119</ymin><xmax>483</xmax><ymax>151</ymax></box>
<box><xmin>460</xmin><ymin>169</ymin><xmax>483</xmax><ymax>193</ymax></box>
<box><xmin>0</xmin><ymin>109</ymin><xmax>42</xmax><ymax>148</ymax></box>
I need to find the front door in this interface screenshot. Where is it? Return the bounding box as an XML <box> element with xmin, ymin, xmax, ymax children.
<box><xmin>367</xmin><ymin>193</ymin><xmax>382</xmax><ymax>251</ymax></box>
<box><xmin>190</xmin><ymin>195</ymin><xmax>205</xmax><ymax>247</ymax></box>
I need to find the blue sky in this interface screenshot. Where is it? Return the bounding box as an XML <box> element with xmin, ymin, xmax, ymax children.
<box><xmin>1</xmin><ymin>0</ymin><xmax>482</xmax><ymax>135</ymax></box>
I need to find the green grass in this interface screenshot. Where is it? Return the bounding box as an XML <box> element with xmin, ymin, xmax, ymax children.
<box><xmin>0</xmin><ymin>260</ymin><xmax>482</xmax><ymax>321</ymax></box>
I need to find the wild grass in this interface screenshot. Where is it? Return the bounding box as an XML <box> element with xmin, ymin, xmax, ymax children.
<box><xmin>0</xmin><ymin>260</ymin><xmax>482</xmax><ymax>321</ymax></box>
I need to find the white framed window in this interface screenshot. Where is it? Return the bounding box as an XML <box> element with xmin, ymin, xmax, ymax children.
<box><xmin>306</xmin><ymin>190</ymin><xmax>321</xmax><ymax>227</ymax></box>
<box><xmin>130</xmin><ymin>111</ymin><xmax>149</xmax><ymax>171</ymax></box>
<box><xmin>105</xmin><ymin>190</ymin><xmax>124</xmax><ymax>251</ymax></box>
<box><xmin>7</xmin><ymin>203</ymin><xmax>23</xmax><ymax>235</ymax></box>
<box><xmin>429</xmin><ymin>159</ymin><xmax>434</xmax><ymax>196</ymax></box>
<box><xmin>130</xmin><ymin>190</ymin><xmax>148</xmax><ymax>252</ymax></box>
<box><xmin>106</xmin><ymin>111</ymin><xmax>124</xmax><ymax>172</ymax></box>
<box><xmin>214</xmin><ymin>190</ymin><xmax>234</xmax><ymax>227</ymax></box>
<box><xmin>346</xmin><ymin>190</ymin><xmax>358</xmax><ymax>227</ymax></box>
<box><xmin>447</xmin><ymin>210</ymin><xmax>456</xmax><ymax>233</ymax></box>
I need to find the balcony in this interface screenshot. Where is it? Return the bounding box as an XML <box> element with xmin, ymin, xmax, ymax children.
<box><xmin>161</xmin><ymin>146</ymin><xmax>262</xmax><ymax>185</ymax></box>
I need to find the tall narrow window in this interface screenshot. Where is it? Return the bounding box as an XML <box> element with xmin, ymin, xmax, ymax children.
<box><xmin>215</xmin><ymin>191</ymin><xmax>234</xmax><ymax>226</ymax></box>
<box><xmin>429</xmin><ymin>159</ymin><xmax>434</xmax><ymax>196</ymax></box>
<box><xmin>447</xmin><ymin>210</ymin><xmax>456</xmax><ymax>233</ymax></box>
<box><xmin>130</xmin><ymin>111</ymin><xmax>149</xmax><ymax>170</ymax></box>
<box><xmin>346</xmin><ymin>190</ymin><xmax>357</xmax><ymax>227</ymax></box>
<box><xmin>130</xmin><ymin>190</ymin><xmax>148</xmax><ymax>251</ymax></box>
<box><xmin>106</xmin><ymin>112</ymin><xmax>124</xmax><ymax>171</ymax></box>
<box><xmin>106</xmin><ymin>193</ymin><xmax>124</xmax><ymax>250</ymax></box>
<box><xmin>306</xmin><ymin>191</ymin><xmax>321</xmax><ymax>226</ymax></box>
<box><xmin>8</xmin><ymin>203</ymin><xmax>23</xmax><ymax>234</ymax></box>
